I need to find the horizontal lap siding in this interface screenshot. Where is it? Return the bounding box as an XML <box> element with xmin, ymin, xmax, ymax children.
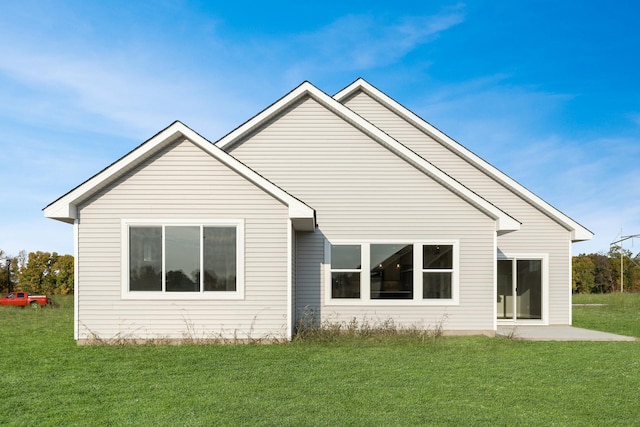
<box><xmin>344</xmin><ymin>91</ymin><xmax>572</xmax><ymax>324</ymax></box>
<box><xmin>229</xmin><ymin>96</ymin><xmax>496</xmax><ymax>331</ymax></box>
<box><xmin>77</xmin><ymin>139</ymin><xmax>290</xmax><ymax>340</ymax></box>
<box><xmin>295</xmin><ymin>232</ymin><xmax>323</xmax><ymax>323</ymax></box>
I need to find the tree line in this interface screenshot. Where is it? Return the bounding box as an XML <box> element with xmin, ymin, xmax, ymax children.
<box><xmin>2</xmin><ymin>246</ymin><xmax>638</xmax><ymax>296</ymax></box>
<box><xmin>573</xmin><ymin>245</ymin><xmax>640</xmax><ymax>293</ymax></box>
<box><xmin>0</xmin><ymin>249</ymin><xmax>74</xmax><ymax>296</ymax></box>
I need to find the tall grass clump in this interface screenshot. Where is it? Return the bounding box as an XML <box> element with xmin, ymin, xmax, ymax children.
<box><xmin>293</xmin><ymin>310</ymin><xmax>446</xmax><ymax>343</ymax></box>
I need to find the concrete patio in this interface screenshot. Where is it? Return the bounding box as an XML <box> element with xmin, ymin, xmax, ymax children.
<box><xmin>496</xmin><ymin>325</ymin><xmax>637</xmax><ymax>341</ymax></box>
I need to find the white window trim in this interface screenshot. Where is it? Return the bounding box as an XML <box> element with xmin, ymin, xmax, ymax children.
<box><xmin>324</xmin><ymin>240</ymin><xmax>460</xmax><ymax>306</ymax></box>
<box><xmin>328</xmin><ymin>244</ymin><xmax>363</xmax><ymax>300</ymax></box>
<box><xmin>496</xmin><ymin>252</ymin><xmax>549</xmax><ymax>325</ymax></box>
<box><xmin>121</xmin><ymin>219</ymin><xmax>245</xmax><ymax>300</ymax></box>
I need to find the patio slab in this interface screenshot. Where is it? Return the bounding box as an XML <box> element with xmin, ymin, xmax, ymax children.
<box><xmin>496</xmin><ymin>325</ymin><xmax>636</xmax><ymax>341</ymax></box>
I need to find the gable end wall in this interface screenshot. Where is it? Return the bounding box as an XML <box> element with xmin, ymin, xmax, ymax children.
<box><xmin>343</xmin><ymin>90</ymin><xmax>572</xmax><ymax>324</ymax></box>
<box><xmin>76</xmin><ymin>138</ymin><xmax>291</xmax><ymax>340</ymax></box>
<box><xmin>228</xmin><ymin>96</ymin><xmax>498</xmax><ymax>332</ymax></box>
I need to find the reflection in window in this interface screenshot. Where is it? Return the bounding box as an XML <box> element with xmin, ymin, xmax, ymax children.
<box><xmin>128</xmin><ymin>225</ymin><xmax>239</xmax><ymax>293</ymax></box>
<box><xmin>423</xmin><ymin>272</ymin><xmax>452</xmax><ymax>298</ymax></box>
<box><xmin>423</xmin><ymin>245</ymin><xmax>453</xmax><ymax>269</ymax></box>
<box><xmin>204</xmin><ymin>227</ymin><xmax>236</xmax><ymax>291</ymax></box>
<box><xmin>330</xmin><ymin>245</ymin><xmax>361</xmax><ymax>298</ymax></box>
<box><xmin>166</xmin><ymin>226</ymin><xmax>200</xmax><ymax>292</ymax></box>
<box><xmin>129</xmin><ymin>227</ymin><xmax>162</xmax><ymax>291</ymax></box>
<box><xmin>370</xmin><ymin>244</ymin><xmax>413</xmax><ymax>299</ymax></box>
<box><xmin>423</xmin><ymin>245</ymin><xmax>453</xmax><ymax>299</ymax></box>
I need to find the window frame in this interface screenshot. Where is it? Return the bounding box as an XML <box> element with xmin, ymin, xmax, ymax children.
<box><xmin>325</xmin><ymin>240</ymin><xmax>459</xmax><ymax>306</ymax></box>
<box><xmin>496</xmin><ymin>252</ymin><xmax>549</xmax><ymax>325</ymax></box>
<box><xmin>121</xmin><ymin>219</ymin><xmax>245</xmax><ymax>300</ymax></box>
<box><xmin>422</xmin><ymin>244</ymin><xmax>455</xmax><ymax>300</ymax></box>
<box><xmin>329</xmin><ymin>244</ymin><xmax>363</xmax><ymax>299</ymax></box>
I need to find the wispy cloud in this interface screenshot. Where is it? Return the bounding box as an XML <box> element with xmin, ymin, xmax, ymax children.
<box><xmin>413</xmin><ymin>76</ymin><xmax>574</xmax><ymax>167</ymax></box>
<box><xmin>0</xmin><ymin>45</ymin><xmax>244</xmax><ymax>139</ymax></box>
<box><xmin>0</xmin><ymin>5</ymin><xmax>466</xmax><ymax>140</ymax></box>
<box><xmin>408</xmin><ymin>74</ymin><xmax>640</xmax><ymax>254</ymax></box>
<box><xmin>276</xmin><ymin>7</ymin><xmax>464</xmax><ymax>82</ymax></box>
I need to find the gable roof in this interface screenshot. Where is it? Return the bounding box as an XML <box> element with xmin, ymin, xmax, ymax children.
<box><xmin>216</xmin><ymin>81</ymin><xmax>520</xmax><ymax>233</ymax></box>
<box><xmin>43</xmin><ymin>121</ymin><xmax>316</xmax><ymax>231</ymax></box>
<box><xmin>334</xmin><ymin>78</ymin><xmax>593</xmax><ymax>242</ymax></box>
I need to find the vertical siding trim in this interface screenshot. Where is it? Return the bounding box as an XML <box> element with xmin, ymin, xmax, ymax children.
<box><xmin>74</xmin><ymin>219</ymin><xmax>79</xmax><ymax>340</ymax></box>
<box><xmin>492</xmin><ymin>231</ymin><xmax>497</xmax><ymax>331</ymax></box>
<box><xmin>286</xmin><ymin>219</ymin><xmax>293</xmax><ymax>339</ymax></box>
<box><xmin>568</xmin><ymin>240</ymin><xmax>573</xmax><ymax>325</ymax></box>
<box><xmin>543</xmin><ymin>254</ymin><xmax>550</xmax><ymax>325</ymax></box>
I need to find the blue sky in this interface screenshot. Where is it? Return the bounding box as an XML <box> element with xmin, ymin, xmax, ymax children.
<box><xmin>1</xmin><ymin>0</ymin><xmax>638</xmax><ymax>257</ymax></box>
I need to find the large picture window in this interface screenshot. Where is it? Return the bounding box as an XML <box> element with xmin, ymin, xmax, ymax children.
<box><xmin>125</xmin><ymin>221</ymin><xmax>243</xmax><ymax>299</ymax></box>
<box><xmin>371</xmin><ymin>244</ymin><xmax>413</xmax><ymax>299</ymax></box>
<box><xmin>326</xmin><ymin>241</ymin><xmax>458</xmax><ymax>305</ymax></box>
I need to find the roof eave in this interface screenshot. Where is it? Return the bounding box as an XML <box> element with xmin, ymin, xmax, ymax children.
<box><xmin>44</xmin><ymin>121</ymin><xmax>317</xmax><ymax>229</ymax></box>
<box><xmin>217</xmin><ymin>81</ymin><xmax>516</xmax><ymax>230</ymax></box>
<box><xmin>335</xmin><ymin>79</ymin><xmax>593</xmax><ymax>242</ymax></box>
<box><xmin>572</xmin><ymin>228</ymin><xmax>595</xmax><ymax>242</ymax></box>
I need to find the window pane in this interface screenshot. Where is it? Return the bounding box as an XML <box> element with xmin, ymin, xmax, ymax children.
<box><xmin>331</xmin><ymin>245</ymin><xmax>361</xmax><ymax>269</ymax></box>
<box><xmin>204</xmin><ymin>227</ymin><xmax>237</xmax><ymax>292</ymax></box>
<box><xmin>130</xmin><ymin>227</ymin><xmax>162</xmax><ymax>291</ymax></box>
<box><xmin>423</xmin><ymin>272</ymin><xmax>452</xmax><ymax>299</ymax></box>
<box><xmin>166</xmin><ymin>226</ymin><xmax>200</xmax><ymax>292</ymax></box>
<box><xmin>331</xmin><ymin>272</ymin><xmax>361</xmax><ymax>298</ymax></box>
<box><xmin>497</xmin><ymin>260</ymin><xmax>514</xmax><ymax>319</ymax></box>
<box><xmin>371</xmin><ymin>244</ymin><xmax>413</xmax><ymax>299</ymax></box>
<box><xmin>423</xmin><ymin>245</ymin><xmax>453</xmax><ymax>269</ymax></box>
<box><xmin>516</xmin><ymin>260</ymin><xmax>542</xmax><ymax>320</ymax></box>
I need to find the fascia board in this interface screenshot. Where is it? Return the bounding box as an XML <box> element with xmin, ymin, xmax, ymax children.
<box><xmin>335</xmin><ymin>79</ymin><xmax>592</xmax><ymax>241</ymax></box>
<box><xmin>43</xmin><ymin>204</ymin><xmax>76</xmax><ymax>223</ymax></box>
<box><xmin>44</xmin><ymin>121</ymin><xmax>315</xmax><ymax>228</ymax></box>
<box><xmin>216</xmin><ymin>82</ymin><xmax>313</xmax><ymax>150</ymax></box>
<box><xmin>44</xmin><ymin>124</ymin><xmax>185</xmax><ymax>221</ymax></box>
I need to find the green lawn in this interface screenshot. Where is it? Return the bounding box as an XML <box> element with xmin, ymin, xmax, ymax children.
<box><xmin>572</xmin><ymin>292</ymin><xmax>640</xmax><ymax>338</ymax></box>
<box><xmin>1</xmin><ymin>296</ymin><xmax>639</xmax><ymax>426</ymax></box>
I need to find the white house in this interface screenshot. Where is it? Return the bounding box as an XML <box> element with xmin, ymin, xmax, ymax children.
<box><xmin>44</xmin><ymin>79</ymin><xmax>592</xmax><ymax>343</ymax></box>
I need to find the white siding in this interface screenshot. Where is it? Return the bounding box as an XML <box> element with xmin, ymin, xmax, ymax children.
<box><xmin>229</xmin><ymin>96</ymin><xmax>497</xmax><ymax>332</ymax></box>
<box><xmin>343</xmin><ymin>90</ymin><xmax>572</xmax><ymax>324</ymax></box>
<box><xmin>76</xmin><ymin>138</ymin><xmax>291</xmax><ymax>341</ymax></box>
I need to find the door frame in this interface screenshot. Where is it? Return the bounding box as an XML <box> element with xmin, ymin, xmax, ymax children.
<box><xmin>496</xmin><ymin>253</ymin><xmax>549</xmax><ymax>325</ymax></box>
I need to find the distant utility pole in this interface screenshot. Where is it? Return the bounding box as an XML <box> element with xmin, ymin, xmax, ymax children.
<box><xmin>5</xmin><ymin>258</ymin><xmax>11</xmax><ymax>294</ymax></box>
<box><xmin>610</xmin><ymin>233</ymin><xmax>640</xmax><ymax>292</ymax></box>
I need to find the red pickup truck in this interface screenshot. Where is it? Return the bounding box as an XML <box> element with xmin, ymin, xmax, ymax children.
<box><xmin>0</xmin><ymin>292</ymin><xmax>51</xmax><ymax>307</ymax></box>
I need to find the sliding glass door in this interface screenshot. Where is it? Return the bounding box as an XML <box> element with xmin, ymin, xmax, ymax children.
<box><xmin>497</xmin><ymin>259</ymin><xmax>542</xmax><ymax>321</ymax></box>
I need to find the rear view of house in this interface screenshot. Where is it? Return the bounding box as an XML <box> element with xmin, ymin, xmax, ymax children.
<box><xmin>44</xmin><ymin>79</ymin><xmax>592</xmax><ymax>343</ymax></box>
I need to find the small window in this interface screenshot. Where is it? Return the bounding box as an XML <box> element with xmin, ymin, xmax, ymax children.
<box><xmin>330</xmin><ymin>245</ymin><xmax>361</xmax><ymax>298</ymax></box>
<box><xmin>423</xmin><ymin>245</ymin><xmax>453</xmax><ymax>299</ymax></box>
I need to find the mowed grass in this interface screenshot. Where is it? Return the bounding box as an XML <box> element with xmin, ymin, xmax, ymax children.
<box><xmin>573</xmin><ymin>292</ymin><xmax>640</xmax><ymax>337</ymax></box>
<box><xmin>1</xmin><ymin>296</ymin><xmax>639</xmax><ymax>426</ymax></box>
